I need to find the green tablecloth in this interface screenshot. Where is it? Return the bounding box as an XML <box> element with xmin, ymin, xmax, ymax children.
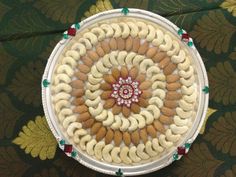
<box><xmin>0</xmin><ymin>0</ymin><xmax>236</xmax><ymax>177</ymax></box>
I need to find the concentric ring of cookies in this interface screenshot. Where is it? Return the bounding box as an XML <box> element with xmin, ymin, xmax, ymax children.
<box><xmin>51</xmin><ymin>20</ymin><xmax>196</xmax><ymax>164</ymax></box>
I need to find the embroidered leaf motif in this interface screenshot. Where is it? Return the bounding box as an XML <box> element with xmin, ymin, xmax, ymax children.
<box><xmin>190</xmin><ymin>10</ymin><xmax>236</xmax><ymax>54</ymax></box>
<box><xmin>33</xmin><ymin>168</ymin><xmax>59</xmax><ymax>177</ymax></box>
<box><xmin>204</xmin><ymin>112</ymin><xmax>236</xmax><ymax>156</ymax></box>
<box><xmin>221</xmin><ymin>0</ymin><xmax>236</xmax><ymax>17</ymax></box>
<box><xmin>200</xmin><ymin>108</ymin><xmax>217</xmax><ymax>134</ymax></box>
<box><xmin>220</xmin><ymin>164</ymin><xmax>236</xmax><ymax>177</ymax></box>
<box><xmin>229</xmin><ymin>47</ymin><xmax>236</xmax><ymax>60</ymax></box>
<box><xmin>13</xmin><ymin>116</ymin><xmax>57</xmax><ymax>160</ymax></box>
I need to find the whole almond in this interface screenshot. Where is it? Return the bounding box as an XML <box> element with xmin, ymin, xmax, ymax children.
<box><xmin>146</xmin><ymin>47</ymin><xmax>158</xmax><ymax>58</ymax></box>
<box><xmin>72</xmin><ymin>97</ymin><xmax>84</xmax><ymax>106</ymax></box>
<box><xmin>140</xmin><ymin>128</ymin><xmax>148</xmax><ymax>143</ymax></box>
<box><xmin>78</xmin><ymin>64</ymin><xmax>90</xmax><ymax>73</ymax></box>
<box><xmin>100</xmin><ymin>82</ymin><xmax>112</xmax><ymax>90</ymax></box>
<box><xmin>82</xmin><ymin>118</ymin><xmax>95</xmax><ymax>128</ymax></box>
<box><xmin>138</xmin><ymin>41</ymin><xmax>149</xmax><ymax>55</ymax></box>
<box><xmin>71</xmin><ymin>89</ymin><xmax>84</xmax><ymax>97</ymax></box>
<box><xmin>114</xmin><ymin>130</ymin><xmax>122</xmax><ymax>146</ymax></box>
<box><xmin>159</xmin><ymin>57</ymin><xmax>170</xmax><ymax>69</ymax></box>
<box><xmin>161</xmin><ymin>107</ymin><xmax>176</xmax><ymax>117</ymax></box>
<box><xmin>103</xmin><ymin>98</ymin><xmax>116</xmax><ymax>109</ymax></box>
<box><xmin>135</xmin><ymin>74</ymin><xmax>146</xmax><ymax>83</ymax></box>
<box><xmin>75</xmin><ymin>71</ymin><xmax>88</xmax><ymax>81</ymax></box>
<box><xmin>131</xmin><ymin>103</ymin><xmax>140</xmax><ymax>114</ymax></box>
<box><xmin>139</xmin><ymin>81</ymin><xmax>152</xmax><ymax>90</ymax></box>
<box><xmin>101</xmin><ymin>41</ymin><xmax>110</xmax><ymax>53</ymax></box>
<box><xmin>81</xmin><ymin>56</ymin><xmax>93</xmax><ymax>67</ymax></box>
<box><xmin>152</xmin><ymin>52</ymin><xmax>166</xmax><ymax>63</ymax></box>
<box><xmin>132</xmin><ymin>37</ymin><xmax>140</xmax><ymax>52</ymax></box>
<box><xmin>166</xmin><ymin>74</ymin><xmax>180</xmax><ymax>83</ymax></box>
<box><xmin>120</xmin><ymin>66</ymin><xmax>128</xmax><ymax>78</ymax></box>
<box><xmin>87</xmin><ymin>51</ymin><xmax>99</xmax><ymax>61</ymax></box>
<box><xmin>79</xmin><ymin>112</ymin><xmax>91</xmax><ymax>122</ymax></box>
<box><xmin>71</xmin><ymin>80</ymin><xmax>84</xmax><ymax>89</ymax></box>
<box><xmin>101</xmin><ymin>91</ymin><xmax>112</xmax><ymax>100</ymax></box>
<box><xmin>163</xmin><ymin>62</ymin><xmax>176</xmax><ymax>75</ymax></box>
<box><xmin>131</xmin><ymin>130</ymin><xmax>140</xmax><ymax>145</ymax></box>
<box><xmin>159</xmin><ymin>115</ymin><xmax>173</xmax><ymax>124</ymax></box>
<box><xmin>96</xmin><ymin>45</ymin><xmax>105</xmax><ymax>57</ymax></box>
<box><xmin>123</xmin><ymin>132</ymin><xmax>131</xmax><ymax>146</ymax></box>
<box><xmin>112</xmin><ymin>104</ymin><xmax>122</xmax><ymax>115</ymax></box>
<box><xmin>117</xmin><ymin>37</ymin><xmax>125</xmax><ymax>50</ymax></box>
<box><xmin>111</xmin><ymin>68</ymin><xmax>120</xmax><ymax>80</ymax></box>
<box><xmin>166</xmin><ymin>82</ymin><xmax>181</xmax><ymax>91</ymax></box>
<box><xmin>73</xmin><ymin>105</ymin><xmax>88</xmax><ymax>113</ymax></box>
<box><xmin>140</xmin><ymin>90</ymin><xmax>152</xmax><ymax>99</ymax></box>
<box><xmin>104</xmin><ymin>74</ymin><xmax>116</xmax><ymax>84</ymax></box>
<box><xmin>109</xmin><ymin>38</ymin><xmax>117</xmax><ymax>50</ymax></box>
<box><xmin>153</xmin><ymin>120</ymin><xmax>165</xmax><ymax>133</ymax></box>
<box><xmin>164</xmin><ymin>100</ymin><xmax>178</xmax><ymax>109</ymax></box>
<box><xmin>105</xmin><ymin>129</ymin><xmax>114</xmax><ymax>144</ymax></box>
<box><xmin>147</xmin><ymin>125</ymin><xmax>157</xmax><ymax>138</ymax></box>
<box><xmin>122</xmin><ymin>106</ymin><xmax>131</xmax><ymax>118</ymax></box>
<box><xmin>91</xmin><ymin>122</ymin><xmax>102</xmax><ymax>135</ymax></box>
<box><xmin>166</xmin><ymin>91</ymin><xmax>182</xmax><ymax>100</ymax></box>
<box><xmin>129</xmin><ymin>66</ymin><xmax>138</xmax><ymax>80</ymax></box>
<box><xmin>125</xmin><ymin>36</ymin><xmax>133</xmax><ymax>51</ymax></box>
<box><xmin>96</xmin><ymin>127</ymin><xmax>107</xmax><ymax>141</ymax></box>
<box><xmin>138</xmin><ymin>97</ymin><xmax>148</xmax><ymax>108</ymax></box>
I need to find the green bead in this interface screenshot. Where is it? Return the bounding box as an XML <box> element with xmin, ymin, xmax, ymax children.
<box><xmin>121</xmin><ymin>7</ymin><xmax>129</xmax><ymax>15</ymax></box>
<box><xmin>116</xmin><ymin>168</ymin><xmax>123</xmax><ymax>177</ymax></box>
<box><xmin>59</xmin><ymin>139</ymin><xmax>65</xmax><ymax>145</ymax></box>
<box><xmin>187</xmin><ymin>41</ymin><xmax>193</xmax><ymax>47</ymax></box>
<box><xmin>75</xmin><ymin>23</ymin><xmax>80</xmax><ymax>30</ymax></box>
<box><xmin>185</xmin><ymin>143</ymin><xmax>191</xmax><ymax>149</ymax></box>
<box><xmin>178</xmin><ymin>29</ymin><xmax>183</xmax><ymax>35</ymax></box>
<box><xmin>173</xmin><ymin>153</ymin><xmax>179</xmax><ymax>160</ymax></box>
<box><xmin>63</xmin><ymin>33</ymin><xmax>68</xmax><ymax>39</ymax></box>
<box><xmin>71</xmin><ymin>151</ymin><xmax>77</xmax><ymax>157</ymax></box>
<box><xmin>42</xmin><ymin>79</ymin><xmax>50</xmax><ymax>87</ymax></box>
<box><xmin>202</xmin><ymin>86</ymin><xmax>209</xmax><ymax>94</ymax></box>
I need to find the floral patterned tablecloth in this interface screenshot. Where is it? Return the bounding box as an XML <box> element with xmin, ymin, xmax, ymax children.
<box><xmin>0</xmin><ymin>0</ymin><xmax>236</xmax><ymax>177</ymax></box>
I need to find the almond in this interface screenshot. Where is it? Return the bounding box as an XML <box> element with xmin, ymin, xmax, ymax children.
<box><xmin>123</xmin><ymin>132</ymin><xmax>131</xmax><ymax>146</ymax></box>
<box><xmin>159</xmin><ymin>115</ymin><xmax>173</xmax><ymax>124</ymax></box>
<box><xmin>79</xmin><ymin>112</ymin><xmax>91</xmax><ymax>122</ymax></box>
<box><xmin>72</xmin><ymin>97</ymin><xmax>84</xmax><ymax>106</ymax></box>
<box><xmin>82</xmin><ymin>118</ymin><xmax>95</xmax><ymax>128</ymax></box>
<box><xmin>120</xmin><ymin>66</ymin><xmax>128</xmax><ymax>78</ymax></box>
<box><xmin>138</xmin><ymin>97</ymin><xmax>148</xmax><ymax>108</ymax></box>
<box><xmin>140</xmin><ymin>128</ymin><xmax>148</xmax><ymax>143</ymax></box>
<box><xmin>71</xmin><ymin>80</ymin><xmax>84</xmax><ymax>89</ymax></box>
<box><xmin>130</xmin><ymin>103</ymin><xmax>140</xmax><ymax>114</ymax></box>
<box><xmin>101</xmin><ymin>41</ymin><xmax>110</xmax><ymax>53</ymax></box>
<box><xmin>114</xmin><ymin>130</ymin><xmax>122</xmax><ymax>146</ymax></box>
<box><xmin>125</xmin><ymin>36</ymin><xmax>133</xmax><ymax>51</ymax></box>
<box><xmin>132</xmin><ymin>37</ymin><xmax>140</xmax><ymax>52</ymax></box>
<box><xmin>87</xmin><ymin>51</ymin><xmax>99</xmax><ymax>61</ymax></box>
<box><xmin>101</xmin><ymin>91</ymin><xmax>112</xmax><ymax>100</ymax></box>
<box><xmin>122</xmin><ymin>106</ymin><xmax>131</xmax><ymax>118</ymax></box>
<box><xmin>96</xmin><ymin>45</ymin><xmax>105</xmax><ymax>57</ymax></box>
<box><xmin>117</xmin><ymin>37</ymin><xmax>125</xmax><ymax>50</ymax></box>
<box><xmin>161</xmin><ymin>107</ymin><xmax>176</xmax><ymax>117</ymax></box>
<box><xmin>112</xmin><ymin>104</ymin><xmax>122</xmax><ymax>115</ymax></box>
<box><xmin>91</xmin><ymin>122</ymin><xmax>102</xmax><ymax>135</ymax></box>
<box><xmin>100</xmin><ymin>82</ymin><xmax>112</xmax><ymax>90</ymax></box>
<box><xmin>105</xmin><ymin>129</ymin><xmax>114</xmax><ymax>144</ymax></box>
<box><xmin>135</xmin><ymin>74</ymin><xmax>146</xmax><ymax>83</ymax></box>
<box><xmin>152</xmin><ymin>52</ymin><xmax>166</xmax><ymax>63</ymax></box>
<box><xmin>129</xmin><ymin>66</ymin><xmax>138</xmax><ymax>80</ymax></box>
<box><xmin>109</xmin><ymin>38</ymin><xmax>117</xmax><ymax>50</ymax></box>
<box><xmin>159</xmin><ymin>57</ymin><xmax>170</xmax><ymax>69</ymax></box>
<box><xmin>147</xmin><ymin>125</ymin><xmax>157</xmax><ymax>138</ymax></box>
<box><xmin>166</xmin><ymin>91</ymin><xmax>182</xmax><ymax>100</ymax></box>
<box><xmin>164</xmin><ymin>100</ymin><xmax>178</xmax><ymax>109</ymax></box>
<box><xmin>103</xmin><ymin>98</ymin><xmax>116</xmax><ymax>109</ymax></box>
<box><xmin>153</xmin><ymin>120</ymin><xmax>165</xmax><ymax>133</ymax></box>
<box><xmin>111</xmin><ymin>68</ymin><xmax>120</xmax><ymax>80</ymax></box>
<box><xmin>139</xmin><ymin>81</ymin><xmax>152</xmax><ymax>90</ymax></box>
<box><xmin>73</xmin><ymin>105</ymin><xmax>88</xmax><ymax>114</ymax></box>
<box><xmin>75</xmin><ymin>71</ymin><xmax>88</xmax><ymax>81</ymax></box>
<box><xmin>131</xmin><ymin>130</ymin><xmax>140</xmax><ymax>145</ymax></box>
<box><xmin>166</xmin><ymin>74</ymin><xmax>180</xmax><ymax>83</ymax></box>
<box><xmin>146</xmin><ymin>47</ymin><xmax>158</xmax><ymax>58</ymax></box>
<box><xmin>78</xmin><ymin>64</ymin><xmax>90</xmax><ymax>73</ymax></box>
<box><xmin>104</xmin><ymin>74</ymin><xmax>116</xmax><ymax>84</ymax></box>
<box><xmin>81</xmin><ymin>56</ymin><xmax>93</xmax><ymax>67</ymax></box>
<box><xmin>140</xmin><ymin>90</ymin><xmax>152</xmax><ymax>99</ymax></box>
<box><xmin>166</xmin><ymin>82</ymin><xmax>181</xmax><ymax>91</ymax></box>
<box><xmin>163</xmin><ymin>62</ymin><xmax>176</xmax><ymax>75</ymax></box>
<box><xmin>71</xmin><ymin>89</ymin><xmax>84</xmax><ymax>97</ymax></box>
<box><xmin>96</xmin><ymin>127</ymin><xmax>107</xmax><ymax>141</ymax></box>
<box><xmin>138</xmin><ymin>41</ymin><xmax>149</xmax><ymax>55</ymax></box>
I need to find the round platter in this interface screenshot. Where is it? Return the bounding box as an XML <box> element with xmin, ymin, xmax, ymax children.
<box><xmin>42</xmin><ymin>8</ymin><xmax>209</xmax><ymax>176</ymax></box>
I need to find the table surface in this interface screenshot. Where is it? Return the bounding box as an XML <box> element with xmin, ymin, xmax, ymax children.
<box><xmin>0</xmin><ymin>0</ymin><xmax>236</xmax><ymax>177</ymax></box>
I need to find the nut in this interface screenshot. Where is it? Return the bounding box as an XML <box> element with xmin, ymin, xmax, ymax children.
<box><xmin>132</xmin><ymin>37</ymin><xmax>140</xmax><ymax>52</ymax></box>
<box><xmin>96</xmin><ymin>127</ymin><xmax>107</xmax><ymax>141</ymax></box>
<box><xmin>114</xmin><ymin>130</ymin><xmax>122</xmax><ymax>146</ymax></box>
<box><xmin>131</xmin><ymin>130</ymin><xmax>140</xmax><ymax>145</ymax></box>
<box><xmin>166</xmin><ymin>82</ymin><xmax>181</xmax><ymax>91</ymax></box>
<box><xmin>78</xmin><ymin>64</ymin><xmax>90</xmax><ymax>73</ymax></box>
<box><xmin>101</xmin><ymin>91</ymin><xmax>112</xmax><ymax>100</ymax></box>
<box><xmin>120</xmin><ymin>66</ymin><xmax>128</xmax><ymax>78</ymax></box>
<box><xmin>96</xmin><ymin>45</ymin><xmax>105</xmax><ymax>57</ymax></box>
<box><xmin>73</xmin><ymin>105</ymin><xmax>88</xmax><ymax>113</ymax></box>
<box><xmin>125</xmin><ymin>36</ymin><xmax>133</xmax><ymax>51</ymax></box>
<box><xmin>164</xmin><ymin>100</ymin><xmax>178</xmax><ymax>109</ymax></box>
<box><xmin>129</xmin><ymin>66</ymin><xmax>138</xmax><ymax>80</ymax></box>
<box><xmin>71</xmin><ymin>89</ymin><xmax>84</xmax><ymax>97</ymax></box>
<box><xmin>159</xmin><ymin>56</ymin><xmax>170</xmax><ymax>69</ymax></box>
<box><xmin>161</xmin><ymin>107</ymin><xmax>176</xmax><ymax>117</ymax></box>
<box><xmin>153</xmin><ymin>120</ymin><xmax>165</xmax><ymax>133</ymax></box>
<box><xmin>123</xmin><ymin>132</ymin><xmax>131</xmax><ymax>146</ymax></box>
<box><xmin>163</xmin><ymin>62</ymin><xmax>177</xmax><ymax>75</ymax></box>
<box><xmin>130</xmin><ymin>103</ymin><xmax>140</xmax><ymax>114</ymax></box>
<box><xmin>112</xmin><ymin>104</ymin><xmax>122</xmax><ymax>115</ymax></box>
<box><xmin>140</xmin><ymin>90</ymin><xmax>152</xmax><ymax>99</ymax></box>
<box><xmin>104</xmin><ymin>74</ymin><xmax>116</xmax><ymax>84</ymax></box>
<box><xmin>159</xmin><ymin>115</ymin><xmax>173</xmax><ymax>124</ymax></box>
<box><xmin>72</xmin><ymin>97</ymin><xmax>84</xmax><ymax>106</ymax></box>
<box><xmin>152</xmin><ymin>52</ymin><xmax>166</xmax><ymax>63</ymax></box>
<box><xmin>138</xmin><ymin>97</ymin><xmax>148</xmax><ymax>108</ymax></box>
<box><xmin>103</xmin><ymin>98</ymin><xmax>116</xmax><ymax>109</ymax></box>
<box><xmin>122</xmin><ymin>106</ymin><xmax>131</xmax><ymax>118</ymax></box>
<box><xmin>79</xmin><ymin>112</ymin><xmax>91</xmax><ymax>122</ymax></box>
<box><xmin>146</xmin><ymin>47</ymin><xmax>158</xmax><ymax>58</ymax></box>
<box><xmin>91</xmin><ymin>122</ymin><xmax>102</xmax><ymax>135</ymax></box>
<box><xmin>109</xmin><ymin>38</ymin><xmax>117</xmax><ymax>50</ymax></box>
<box><xmin>117</xmin><ymin>37</ymin><xmax>125</xmax><ymax>50</ymax></box>
<box><xmin>135</xmin><ymin>73</ymin><xmax>146</xmax><ymax>83</ymax></box>
<box><xmin>139</xmin><ymin>81</ymin><xmax>152</xmax><ymax>90</ymax></box>
<box><xmin>166</xmin><ymin>91</ymin><xmax>182</xmax><ymax>100</ymax></box>
<box><xmin>71</xmin><ymin>80</ymin><xmax>84</xmax><ymax>89</ymax></box>
<box><xmin>75</xmin><ymin>71</ymin><xmax>88</xmax><ymax>81</ymax></box>
<box><xmin>147</xmin><ymin>125</ymin><xmax>157</xmax><ymax>138</ymax></box>
<box><xmin>87</xmin><ymin>51</ymin><xmax>99</xmax><ymax>61</ymax></box>
<box><xmin>105</xmin><ymin>129</ymin><xmax>114</xmax><ymax>144</ymax></box>
<box><xmin>81</xmin><ymin>56</ymin><xmax>93</xmax><ymax>67</ymax></box>
<box><xmin>166</xmin><ymin>74</ymin><xmax>180</xmax><ymax>83</ymax></box>
<box><xmin>140</xmin><ymin>128</ymin><xmax>148</xmax><ymax>143</ymax></box>
<box><xmin>111</xmin><ymin>67</ymin><xmax>120</xmax><ymax>80</ymax></box>
<box><xmin>100</xmin><ymin>82</ymin><xmax>112</xmax><ymax>90</ymax></box>
<box><xmin>138</xmin><ymin>41</ymin><xmax>149</xmax><ymax>55</ymax></box>
<box><xmin>101</xmin><ymin>41</ymin><xmax>110</xmax><ymax>53</ymax></box>
<box><xmin>82</xmin><ymin>118</ymin><xmax>95</xmax><ymax>128</ymax></box>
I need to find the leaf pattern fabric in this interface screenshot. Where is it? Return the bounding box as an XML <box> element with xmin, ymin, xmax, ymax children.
<box><xmin>0</xmin><ymin>0</ymin><xmax>235</xmax><ymax>176</ymax></box>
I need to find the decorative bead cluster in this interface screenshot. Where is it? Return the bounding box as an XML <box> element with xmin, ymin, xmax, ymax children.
<box><xmin>42</xmin><ymin>79</ymin><xmax>50</xmax><ymax>88</ymax></box>
<box><xmin>116</xmin><ymin>168</ymin><xmax>124</xmax><ymax>177</ymax></box>
<box><xmin>173</xmin><ymin>142</ymin><xmax>191</xmax><ymax>161</ymax></box>
<box><xmin>178</xmin><ymin>29</ymin><xmax>193</xmax><ymax>47</ymax></box>
<box><xmin>202</xmin><ymin>86</ymin><xmax>209</xmax><ymax>94</ymax></box>
<box><xmin>121</xmin><ymin>7</ymin><xmax>129</xmax><ymax>15</ymax></box>
<box><xmin>59</xmin><ymin>139</ymin><xmax>77</xmax><ymax>158</ymax></box>
<box><xmin>63</xmin><ymin>23</ymin><xmax>80</xmax><ymax>39</ymax></box>
<box><xmin>111</xmin><ymin>77</ymin><xmax>141</xmax><ymax>107</ymax></box>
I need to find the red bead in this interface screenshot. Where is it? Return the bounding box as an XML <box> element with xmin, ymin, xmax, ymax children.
<box><xmin>67</xmin><ymin>28</ymin><xmax>76</xmax><ymax>36</ymax></box>
<box><xmin>182</xmin><ymin>33</ymin><xmax>189</xmax><ymax>42</ymax></box>
<box><xmin>64</xmin><ymin>144</ymin><xmax>73</xmax><ymax>153</ymax></box>
<box><xmin>177</xmin><ymin>147</ymin><xmax>186</xmax><ymax>155</ymax></box>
